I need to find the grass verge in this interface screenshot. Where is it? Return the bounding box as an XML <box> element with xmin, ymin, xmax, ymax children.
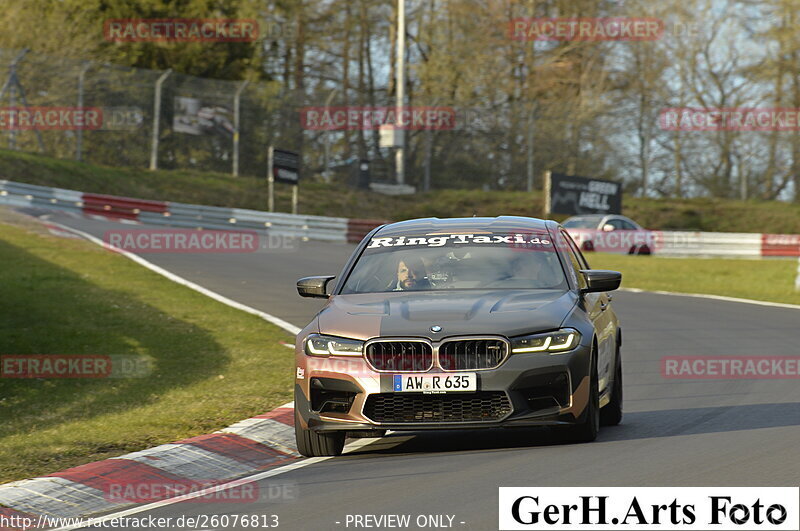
<box><xmin>0</xmin><ymin>212</ymin><xmax>293</xmax><ymax>483</ymax></box>
<box><xmin>588</xmin><ymin>253</ymin><xmax>800</xmax><ymax>306</ymax></box>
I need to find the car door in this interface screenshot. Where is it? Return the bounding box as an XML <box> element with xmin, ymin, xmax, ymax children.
<box><xmin>560</xmin><ymin>229</ymin><xmax>616</xmax><ymax>392</ymax></box>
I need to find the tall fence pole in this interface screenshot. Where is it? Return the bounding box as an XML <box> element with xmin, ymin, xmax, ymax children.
<box><xmin>395</xmin><ymin>0</ymin><xmax>405</xmax><ymax>185</ymax></box>
<box><xmin>8</xmin><ymin>69</ymin><xmax>15</xmax><ymax>150</ymax></box>
<box><xmin>149</xmin><ymin>69</ymin><xmax>172</xmax><ymax>171</ymax></box>
<box><xmin>267</xmin><ymin>146</ymin><xmax>275</xmax><ymax>212</ymax></box>
<box><xmin>526</xmin><ymin>106</ymin><xmax>535</xmax><ymax>192</ymax></box>
<box><xmin>543</xmin><ymin>170</ymin><xmax>552</xmax><ymax>218</ymax></box>
<box><xmin>232</xmin><ymin>80</ymin><xmax>249</xmax><ymax>176</ymax></box>
<box><xmin>5</xmin><ymin>50</ymin><xmax>28</xmax><ymax>150</ymax></box>
<box><xmin>423</xmin><ymin>127</ymin><xmax>432</xmax><ymax>192</ymax></box>
<box><xmin>76</xmin><ymin>62</ymin><xmax>90</xmax><ymax>161</ymax></box>
<box><xmin>323</xmin><ymin>88</ymin><xmax>337</xmax><ymax>182</ymax></box>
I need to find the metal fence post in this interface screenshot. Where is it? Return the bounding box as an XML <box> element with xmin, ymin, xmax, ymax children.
<box><xmin>232</xmin><ymin>80</ymin><xmax>249</xmax><ymax>176</ymax></box>
<box><xmin>1</xmin><ymin>49</ymin><xmax>44</xmax><ymax>153</ymax></box>
<box><xmin>543</xmin><ymin>170</ymin><xmax>552</xmax><ymax>218</ymax></box>
<box><xmin>4</xmin><ymin>50</ymin><xmax>28</xmax><ymax>150</ymax></box>
<box><xmin>323</xmin><ymin>88</ymin><xmax>337</xmax><ymax>182</ymax></box>
<box><xmin>76</xmin><ymin>62</ymin><xmax>90</xmax><ymax>161</ymax></box>
<box><xmin>8</xmin><ymin>73</ymin><xmax>15</xmax><ymax>150</ymax></box>
<box><xmin>267</xmin><ymin>146</ymin><xmax>274</xmax><ymax>212</ymax></box>
<box><xmin>149</xmin><ymin>69</ymin><xmax>172</xmax><ymax>171</ymax></box>
<box><xmin>395</xmin><ymin>0</ymin><xmax>406</xmax><ymax>185</ymax></box>
<box><xmin>526</xmin><ymin>105</ymin><xmax>535</xmax><ymax>192</ymax></box>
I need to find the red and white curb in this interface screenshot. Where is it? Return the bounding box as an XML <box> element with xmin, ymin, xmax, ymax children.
<box><xmin>0</xmin><ymin>215</ymin><xmax>311</xmax><ymax>529</ymax></box>
<box><xmin>0</xmin><ymin>404</ymin><xmax>297</xmax><ymax>528</ymax></box>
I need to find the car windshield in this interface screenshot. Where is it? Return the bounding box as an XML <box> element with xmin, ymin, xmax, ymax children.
<box><xmin>561</xmin><ymin>216</ymin><xmax>603</xmax><ymax>229</ymax></box>
<box><xmin>340</xmin><ymin>231</ymin><xmax>569</xmax><ymax>294</ymax></box>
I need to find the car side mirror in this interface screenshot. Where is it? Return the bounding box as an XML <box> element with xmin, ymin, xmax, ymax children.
<box><xmin>602</xmin><ymin>223</ymin><xmax>615</xmax><ymax>232</ymax></box>
<box><xmin>579</xmin><ymin>270</ymin><xmax>622</xmax><ymax>293</ymax></box>
<box><xmin>297</xmin><ymin>275</ymin><xmax>336</xmax><ymax>298</ymax></box>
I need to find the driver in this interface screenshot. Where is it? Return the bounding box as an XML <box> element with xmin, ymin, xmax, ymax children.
<box><xmin>390</xmin><ymin>256</ymin><xmax>431</xmax><ymax>291</ymax></box>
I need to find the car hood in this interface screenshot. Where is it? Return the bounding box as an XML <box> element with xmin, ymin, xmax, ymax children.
<box><xmin>317</xmin><ymin>289</ymin><xmax>577</xmax><ymax>340</ymax></box>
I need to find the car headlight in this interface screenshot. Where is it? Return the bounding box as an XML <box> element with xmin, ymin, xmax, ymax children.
<box><xmin>305</xmin><ymin>334</ymin><xmax>364</xmax><ymax>357</ymax></box>
<box><xmin>510</xmin><ymin>329</ymin><xmax>580</xmax><ymax>354</ymax></box>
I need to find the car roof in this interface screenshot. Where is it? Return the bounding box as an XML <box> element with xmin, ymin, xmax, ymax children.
<box><xmin>375</xmin><ymin>216</ymin><xmax>552</xmax><ymax>236</ymax></box>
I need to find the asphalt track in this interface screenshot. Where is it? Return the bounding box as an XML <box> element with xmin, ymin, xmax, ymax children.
<box><xmin>35</xmin><ymin>212</ymin><xmax>800</xmax><ymax>530</ymax></box>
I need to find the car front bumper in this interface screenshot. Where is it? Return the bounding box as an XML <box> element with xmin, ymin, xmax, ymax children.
<box><xmin>294</xmin><ymin>342</ymin><xmax>593</xmax><ymax>432</ymax></box>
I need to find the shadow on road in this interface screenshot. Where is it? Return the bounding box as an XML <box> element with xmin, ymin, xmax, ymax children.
<box><xmin>342</xmin><ymin>402</ymin><xmax>800</xmax><ymax>458</ymax></box>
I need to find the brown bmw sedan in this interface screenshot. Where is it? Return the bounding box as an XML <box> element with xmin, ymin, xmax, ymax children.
<box><xmin>294</xmin><ymin>216</ymin><xmax>623</xmax><ymax>457</ymax></box>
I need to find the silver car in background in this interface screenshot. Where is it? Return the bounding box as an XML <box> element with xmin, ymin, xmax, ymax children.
<box><xmin>562</xmin><ymin>215</ymin><xmax>652</xmax><ymax>255</ymax></box>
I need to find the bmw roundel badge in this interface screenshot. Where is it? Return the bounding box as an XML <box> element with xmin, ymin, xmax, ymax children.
<box><xmin>430</xmin><ymin>325</ymin><xmax>443</xmax><ymax>333</ymax></box>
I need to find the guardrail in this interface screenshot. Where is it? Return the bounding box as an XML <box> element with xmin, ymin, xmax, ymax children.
<box><xmin>140</xmin><ymin>203</ymin><xmax>351</xmax><ymax>242</ymax></box>
<box><xmin>0</xmin><ymin>179</ymin><xmax>387</xmax><ymax>244</ymax></box>
<box><xmin>652</xmin><ymin>231</ymin><xmax>764</xmax><ymax>258</ymax></box>
<box><xmin>565</xmin><ymin>227</ymin><xmax>798</xmax><ymax>258</ymax></box>
<box><xmin>347</xmin><ymin>218</ymin><xmax>386</xmax><ymax>243</ymax></box>
<box><xmin>0</xmin><ymin>180</ymin><xmax>83</xmax><ymax>213</ymax></box>
<box><xmin>0</xmin><ymin>179</ymin><xmax>797</xmax><ymax>256</ymax></box>
<box><xmin>82</xmin><ymin>193</ymin><xmax>169</xmax><ymax>220</ymax></box>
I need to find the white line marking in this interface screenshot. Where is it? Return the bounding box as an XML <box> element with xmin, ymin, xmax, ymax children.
<box><xmin>619</xmin><ymin>287</ymin><xmax>800</xmax><ymax>310</ymax></box>
<box><xmin>42</xmin><ymin>220</ymin><xmax>302</xmax><ymax>335</ymax></box>
<box><xmin>341</xmin><ymin>437</ymin><xmax>385</xmax><ymax>452</ymax></box>
<box><xmin>20</xmin><ymin>218</ymin><xmax>393</xmax><ymax>527</ymax></box>
<box><xmin>44</xmin><ymin>419</ymin><xmax>392</xmax><ymax>529</ymax></box>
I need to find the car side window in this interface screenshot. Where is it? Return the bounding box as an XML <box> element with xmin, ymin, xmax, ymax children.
<box><xmin>560</xmin><ymin>230</ymin><xmax>587</xmax><ymax>289</ymax></box>
<box><xmin>562</xmin><ymin>229</ymin><xmax>590</xmax><ymax>268</ymax></box>
<box><xmin>620</xmin><ymin>219</ymin><xmax>637</xmax><ymax>230</ymax></box>
<box><xmin>607</xmin><ymin>219</ymin><xmax>626</xmax><ymax>230</ymax></box>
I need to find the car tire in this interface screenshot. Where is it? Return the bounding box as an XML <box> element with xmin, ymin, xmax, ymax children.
<box><xmin>600</xmin><ymin>346</ymin><xmax>623</xmax><ymax>427</ymax></box>
<box><xmin>295</xmin><ymin>409</ymin><xmax>346</xmax><ymax>457</ymax></box>
<box><xmin>561</xmin><ymin>348</ymin><xmax>600</xmax><ymax>443</ymax></box>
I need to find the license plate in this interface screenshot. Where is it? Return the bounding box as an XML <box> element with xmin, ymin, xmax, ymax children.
<box><xmin>393</xmin><ymin>373</ymin><xmax>477</xmax><ymax>394</ymax></box>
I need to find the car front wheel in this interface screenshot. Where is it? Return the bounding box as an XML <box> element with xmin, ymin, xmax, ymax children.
<box><xmin>560</xmin><ymin>349</ymin><xmax>600</xmax><ymax>443</ymax></box>
<box><xmin>295</xmin><ymin>409</ymin><xmax>346</xmax><ymax>457</ymax></box>
<box><xmin>600</xmin><ymin>346</ymin><xmax>623</xmax><ymax>426</ymax></box>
